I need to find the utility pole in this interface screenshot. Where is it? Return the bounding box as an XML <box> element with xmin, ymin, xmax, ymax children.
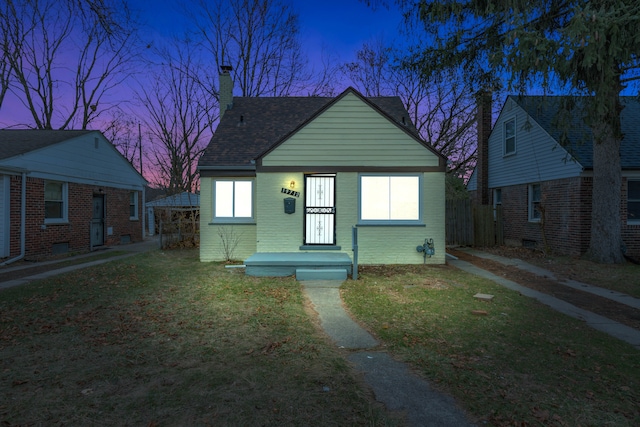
<box><xmin>138</xmin><ymin>122</ymin><xmax>143</xmax><ymax>176</ymax></box>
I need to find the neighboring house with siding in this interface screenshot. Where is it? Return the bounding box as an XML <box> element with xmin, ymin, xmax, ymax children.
<box><xmin>0</xmin><ymin>130</ymin><xmax>147</xmax><ymax>262</ymax></box>
<box><xmin>197</xmin><ymin>71</ymin><xmax>447</xmax><ymax>274</ymax></box>
<box><xmin>468</xmin><ymin>95</ymin><xmax>640</xmax><ymax>260</ymax></box>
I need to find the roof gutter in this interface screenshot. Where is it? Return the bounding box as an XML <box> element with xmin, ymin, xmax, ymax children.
<box><xmin>198</xmin><ymin>165</ymin><xmax>257</xmax><ymax>177</ymax></box>
<box><xmin>0</xmin><ymin>172</ymin><xmax>26</xmax><ymax>266</ymax></box>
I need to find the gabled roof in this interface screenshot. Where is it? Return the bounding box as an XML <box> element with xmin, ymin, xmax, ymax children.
<box><xmin>511</xmin><ymin>96</ymin><xmax>640</xmax><ymax>169</ymax></box>
<box><xmin>146</xmin><ymin>191</ymin><xmax>200</xmax><ymax>207</ymax></box>
<box><xmin>197</xmin><ymin>87</ymin><xmax>431</xmax><ymax>171</ymax></box>
<box><xmin>0</xmin><ymin>129</ymin><xmax>93</xmax><ymax>160</ymax></box>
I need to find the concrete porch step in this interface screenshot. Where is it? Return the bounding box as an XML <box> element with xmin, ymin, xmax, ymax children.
<box><xmin>244</xmin><ymin>252</ymin><xmax>352</xmax><ymax>279</ymax></box>
<box><xmin>296</xmin><ymin>268</ymin><xmax>348</xmax><ymax>281</ymax></box>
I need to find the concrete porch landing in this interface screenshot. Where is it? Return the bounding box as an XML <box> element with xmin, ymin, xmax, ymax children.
<box><xmin>244</xmin><ymin>252</ymin><xmax>352</xmax><ymax>280</ymax></box>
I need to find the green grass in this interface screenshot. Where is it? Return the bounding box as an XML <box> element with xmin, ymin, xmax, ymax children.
<box><xmin>528</xmin><ymin>255</ymin><xmax>640</xmax><ymax>298</ymax></box>
<box><xmin>342</xmin><ymin>264</ymin><xmax>640</xmax><ymax>426</ymax></box>
<box><xmin>2</xmin><ymin>250</ymin><xmax>639</xmax><ymax>426</ymax></box>
<box><xmin>0</xmin><ymin>250</ymin><xmax>400</xmax><ymax>426</ymax></box>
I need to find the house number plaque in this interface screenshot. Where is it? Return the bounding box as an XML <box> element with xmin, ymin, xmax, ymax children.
<box><xmin>281</xmin><ymin>188</ymin><xmax>300</xmax><ymax>197</ymax></box>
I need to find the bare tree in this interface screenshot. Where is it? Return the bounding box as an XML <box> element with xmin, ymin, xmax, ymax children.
<box><xmin>137</xmin><ymin>40</ymin><xmax>217</xmax><ymax>194</ymax></box>
<box><xmin>189</xmin><ymin>0</ymin><xmax>310</xmax><ymax>97</ymax></box>
<box><xmin>343</xmin><ymin>40</ymin><xmax>478</xmax><ymax>178</ymax></box>
<box><xmin>0</xmin><ymin>0</ymin><xmax>139</xmax><ymax>129</ymax></box>
<box><xmin>103</xmin><ymin>108</ymin><xmax>142</xmax><ymax>172</ymax></box>
<box><xmin>342</xmin><ymin>39</ymin><xmax>393</xmax><ymax>97</ymax></box>
<box><xmin>0</xmin><ymin>23</ymin><xmax>10</xmax><ymax>110</ymax></box>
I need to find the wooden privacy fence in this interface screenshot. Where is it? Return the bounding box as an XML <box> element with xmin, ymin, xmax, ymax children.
<box><xmin>446</xmin><ymin>199</ymin><xmax>504</xmax><ymax>247</ymax></box>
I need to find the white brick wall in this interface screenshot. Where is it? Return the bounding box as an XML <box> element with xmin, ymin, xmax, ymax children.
<box><xmin>200</xmin><ymin>170</ymin><xmax>446</xmax><ymax>264</ymax></box>
<box><xmin>199</xmin><ymin>177</ymin><xmax>257</xmax><ymax>262</ymax></box>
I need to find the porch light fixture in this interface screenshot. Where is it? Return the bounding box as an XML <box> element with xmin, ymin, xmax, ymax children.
<box><xmin>289</xmin><ymin>180</ymin><xmax>295</xmax><ymax>189</ymax></box>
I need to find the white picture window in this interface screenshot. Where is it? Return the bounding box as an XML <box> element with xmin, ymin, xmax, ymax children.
<box><xmin>129</xmin><ymin>191</ymin><xmax>139</xmax><ymax>220</ymax></box>
<box><xmin>504</xmin><ymin>118</ymin><xmax>516</xmax><ymax>155</ymax></box>
<box><xmin>360</xmin><ymin>175</ymin><xmax>421</xmax><ymax>223</ymax></box>
<box><xmin>214</xmin><ymin>180</ymin><xmax>253</xmax><ymax>220</ymax></box>
<box><xmin>528</xmin><ymin>183</ymin><xmax>541</xmax><ymax>222</ymax></box>
<box><xmin>628</xmin><ymin>180</ymin><xmax>640</xmax><ymax>223</ymax></box>
<box><xmin>44</xmin><ymin>181</ymin><xmax>68</xmax><ymax>223</ymax></box>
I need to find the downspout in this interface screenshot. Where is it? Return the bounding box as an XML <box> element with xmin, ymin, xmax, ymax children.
<box><xmin>1</xmin><ymin>172</ymin><xmax>26</xmax><ymax>266</ymax></box>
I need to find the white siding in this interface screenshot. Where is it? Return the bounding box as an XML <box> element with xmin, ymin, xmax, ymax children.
<box><xmin>488</xmin><ymin>98</ymin><xmax>584</xmax><ymax>188</ymax></box>
<box><xmin>262</xmin><ymin>93</ymin><xmax>440</xmax><ymax>168</ymax></box>
<box><xmin>0</xmin><ymin>132</ymin><xmax>145</xmax><ymax>190</ymax></box>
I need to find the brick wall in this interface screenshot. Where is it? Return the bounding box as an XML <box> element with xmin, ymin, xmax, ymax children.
<box><xmin>621</xmin><ymin>177</ymin><xmax>640</xmax><ymax>260</ymax></box>
<box><xmin>500</xmin><ymin>177</ymin><xmax>590</xmax><ymax>256</ymax></box>
<box><xmin>497</xmin><ymin>176</ymin><xmax>640</xmax><ymax>260</ymax></box>
<box><xmin>8</xmin><ymin>176</ymin><xmax>143</xmax><ymax>259</ymax></box>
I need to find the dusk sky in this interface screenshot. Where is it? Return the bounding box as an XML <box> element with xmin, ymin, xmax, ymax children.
<box><xmin>137</xmin><ymin>0</ymin><xmax>404</xmax><ymax>62</ymax></box>
<box><xmin>1</xmin><ymin>0</ymin><xmax>406</xmax><ymax>128</ymax></box>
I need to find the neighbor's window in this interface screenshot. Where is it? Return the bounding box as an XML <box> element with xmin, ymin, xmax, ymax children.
<box><xmin>129</xmin><ymin>191</ymin><xmax>139</xmax><ymax>220</ymax></box>
<box><xmin>359</xmin><ymin>175</ymin><xmax>421</xmax><ymax>224</ymax></box>
<box><xmin>214</xmin><ymin>180</ymin><xmax>253</xmax><ymax>221</ymax></box>
<box><xmin>504</xmin><ymin>118</ymin><xmax>516</xmax><ymax>155</ymax></box>
<box><xmin>628</xmin><ymin>180</ymin><xmax>640</xmax><ymax>223</ymax></box>
<box><xmin>493</xmin><ymin>188</ymin><xmax>502</xmax><ymax>220</ymax></box>
<box><xmin>44</xmin><ymin>181</ymin><xmax>68</xmax><ymax>223</ymax></box>
<box><xmin>528</xmin><ymin>183</ymin><xmax>541</xmax><ymax>222</ymax></box>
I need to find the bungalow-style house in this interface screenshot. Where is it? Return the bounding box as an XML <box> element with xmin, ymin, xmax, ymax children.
<box><xmin>0</xmin><ymin>130</ymin><xmax>147</xmax><ymax>262</ymax></box>
<box><xmin>468</xmin><ymin>95</ymin><xmax>640</xmax><ymax>260</ymax></box>
<box><xmin>197</xmin><ymin>69</ymin><xmax>447</xmax><ymax>278</ymax></box>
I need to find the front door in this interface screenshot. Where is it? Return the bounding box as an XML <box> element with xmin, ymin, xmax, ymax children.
<box><xmin>91</xmin><ymin>195</ymin><xmax>105</xmax><ymax>247</ymax></box>
<box><xmin>304</xmin><ymin>174</ymin><xmax>336</xmax><ymax>245</ymax></box>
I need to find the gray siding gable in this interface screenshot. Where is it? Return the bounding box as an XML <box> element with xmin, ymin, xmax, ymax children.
<box><xmin>488</xmin><ymin>97</ymin><xmax>584</xmax><ymax>189</ymax></box>
<box><xmin>513</xmin><ymin>96</ymin><xmax>640</xmax><ymax>170</ymax></box>
<box><xmin>0</xmin><ymin>131</ymin><xmax>146</xmax><ymax>190</ymax></box>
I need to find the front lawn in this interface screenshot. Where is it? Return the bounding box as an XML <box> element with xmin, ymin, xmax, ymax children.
<box><xmin>1</xmin><ymin>250</ymin><xmax>638</xmax><ymax>426</ymax></box>
<box><xmin>342</xmin><ymin>264</ymin><xmax>640</xmax><ymax>426</ymax></box>
<box><xmin>0</xmin><ymin>250</ymin><xmax>398</xmax><ymax>426</ymax></box>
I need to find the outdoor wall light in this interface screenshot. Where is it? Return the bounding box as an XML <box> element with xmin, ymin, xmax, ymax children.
<box><xmin>289</xmin><ymin>180</ymin><xmax>295</xmax><ymax>189</ymax></box>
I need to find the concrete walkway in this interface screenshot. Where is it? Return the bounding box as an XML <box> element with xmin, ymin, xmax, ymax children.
<box><xmin>303</xmin><ymin>249</ymin><xmax>640</xmax><ymax>425</ymax></box>
<box><xmin>301</xmin><ymin>280</ymin><xmax>475</xmax><ymax>427</ymax></box>
<box><xmin>448</xmin><ymin>248</ymin><xmax>640</xmax><ymax>349</ymax></box>
<box><xmin>0</xmin><ymin>237</ymin><xmax>159</xmax><ymax>290</ymax></box>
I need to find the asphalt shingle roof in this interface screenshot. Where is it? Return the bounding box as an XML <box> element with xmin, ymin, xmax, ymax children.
<box><xmin>198</xmin><ymin>88</ymin><xmax>422</xmax><ymax>169</ymax></box>
<box><xmin>512</xmin><ymin>96</ymin><xmax>640</xmax><ymax>169</ymax></box>
<box><xmin>146</xmin><ymin>192</ymin><xmax>200</xmax><ymax>207</ymax></box>
<box><xmin>0</xmin><ymin>130</ymin><xmax>93</xmax><ymax>160</ymax></box>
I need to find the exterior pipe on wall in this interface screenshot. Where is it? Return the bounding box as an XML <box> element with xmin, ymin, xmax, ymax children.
<box><xmin>0</xmin><ymin>172</ymin><xmax>26</xmax><ymax>266</ymax></box>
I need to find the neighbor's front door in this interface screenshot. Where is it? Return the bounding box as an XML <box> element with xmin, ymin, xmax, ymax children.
<box><xmin>91</xmin><ymin>195</ymin><xmax>105</xmax><ymax>247</ymax></box>
<box><xmin>304</xmin><ymin>174</ymin><xmax>336</xmax><ymax>245</ymax></box>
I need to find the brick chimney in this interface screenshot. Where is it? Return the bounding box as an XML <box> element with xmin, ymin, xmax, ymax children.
<box><xmin>475</xmin><ymin>90</ymin><xmax>492</xmax><ymax>205</ymax></box>
<box><xmin>219</xmin><ymin>65</ymin><xmax>233</xmax><ymax>119</ymax></box>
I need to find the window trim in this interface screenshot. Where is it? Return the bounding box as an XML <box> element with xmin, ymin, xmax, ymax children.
<box><xmin>357</xmin><ymin>173</ymin><xmax>423</xmax><ymax>226</ymax></box>
<box><xmin>493</xmin><ymin>188</ymin><xmax>502</xmax><ymax>220</ymax></box>
<box><xmin>528</xmin><ymin>183</ymin><xmax>541</xmax><ymax>223</ymax></box>
<box><xmin>504</xmin><ymin>117</ymin><xmax>516</xmax><ymax>156</ymax></box>
<box><xmin>212</xmin><ymin>178</ymin><xmax>255</xmax><ymax>224</ymax></box>
<box><xmin>44</xmin><ymin>180</ymin><xmax>68</xmax><ymax>224</ymax></box>
<box><xmin>628</xmin><ymin>179</ymin><xmax>640</xmax><ymax>224</ymax></box>
<box><xmin>129</xmin><ymin>191</ymin><xmax>139</xmax><ymax>220</ymax></box>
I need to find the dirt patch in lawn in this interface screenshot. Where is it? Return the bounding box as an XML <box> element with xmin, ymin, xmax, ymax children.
<box><xmin>447</xmin><ymin>248</ymin><xmax>640</xmax><ymax>331</ymax></box>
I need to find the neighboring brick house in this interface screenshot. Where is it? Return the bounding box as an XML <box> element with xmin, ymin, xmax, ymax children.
<box><xmin>0</xmin><ymin>130</ymin><xmax>147</xmax><ymax>261</ymax></box>
<box><xmin>197</xmin><ymin>68</ymin><xmax>447</xmax><ymax>270</ymax></box>
<box><xmin>468</xmin><ymin>96</ymin><xmax>640</xmax><ymax>260</ymax></box>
